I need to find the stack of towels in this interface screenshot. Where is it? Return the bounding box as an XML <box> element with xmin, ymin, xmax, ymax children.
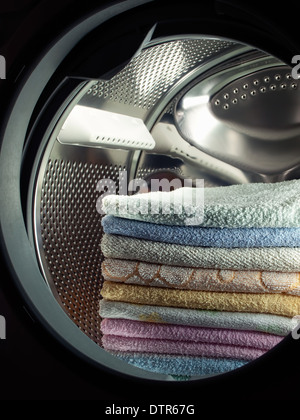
<box><xmin>99</xmin><ymin>179</ymin><xmax>300</xmax><ymax>379</ymax></box>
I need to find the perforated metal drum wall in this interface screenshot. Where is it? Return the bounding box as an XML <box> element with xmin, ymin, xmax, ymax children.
<box><xmin>35</xmin><ymin>141</ymin><xmax>131</xmax><ymax>345</ymax></box>
<box><xmin>32</xmin><ymin>35</ymin><xmax>299</xmax><ymax>357</ymax></box>
<box><xmin>80</xmin><ymin>38</ymin><xmax>239</xmax><ymax>120</ymax></box>
<box><xmin>33</xmin><ymin>37</ymin><xmax>244</xmax><ymax>343</ymax></box>
<box><xmin>40</xmin><ymin>160</ymin><xmax>108</xmax><ymax>344</ymax></box>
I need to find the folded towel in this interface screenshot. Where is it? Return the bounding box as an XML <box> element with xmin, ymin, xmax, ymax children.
<box><xmin>101</xmin><ymin>179</ymin><xmax>300</xmax><ymax>227</ymax></box>
<box><xmin>101</xmin><ymin>234</ymin><xmax>300</xmax><ymax>272</ymax></box>
<box><xmin>102</xmin><ymin>335</ymin><xmax>265</xmax><ymax>360</ymax></box>
<box><xmin>99</xmin><ymin>300</ymin><xmax>295</xmax><ymax>336</ymax></box>
<box><xmin>102</xmin><ymin>215</ymin><xmax>300</xmax><ymax>248</ymax></box>
<box><xmin>101</xmin><ymin>281</ymin><xmax>300</xmax><ymax>317</ymax></box>
<box><xmin>102</xmin><ymin>258</ymin><xmax>300</xmax><ymax>295</ymax></box>
<box><xmin>111</xmin><ymin>351</ymin><xmax>248</xmax><ymax>377</ymax></box>
<box><xmin>100</xmin><ymin>318</ymin><xmax>283</xmax><ymax>350</ymax></box>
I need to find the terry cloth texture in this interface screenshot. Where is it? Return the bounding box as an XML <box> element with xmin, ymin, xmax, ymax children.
<box><xmin>100</xmin><ymin>318</ymin><xmax>283</xmax><ymax>350</ymax></box>
<box><xmin>111</xmin><ymin>351</ymin><xmax>248</xmax><ymax>377</ymax></box>
<box><xmin>101</xmin><ymin>258</ymin><xmax>300</xmax><ymax>296</ymax></box>
<box><xmin>101</xmin><ymin>234</ymin><xmax>300</xmax><ymax>272</ymax></box>
<box><xmin>99</xmin><ymin>300</ymin><xmax>295</xmax><ymax>336</ymax></box>
<box><xmin>101</xmin><ymin>281</ymin><xmax>300</xmax><ymax>317</ymax></box>
<box><xmin>102</xmin><ymin>215</ymin><xmax>300</xmax><ymax>248</ymax></box>
<box><xmin>101</xmin><ymin>179</ymin><xmax>300</xmax><ymax>228</ymax></box>
<box><xmin>102</xmin><ymin>335</ymin><xmax>265</xmax><ymax>360</ymax></box>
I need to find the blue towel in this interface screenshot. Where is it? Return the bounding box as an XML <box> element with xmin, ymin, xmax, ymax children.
<box><xmin>110</xmin><ymin>351</ymin><xmax>248</xmax><ymax>377</ymax></box>
<box><xmin>102</xmin><ymin>215</ymin><xmax>300</xmax><ymax>248</ymax></box>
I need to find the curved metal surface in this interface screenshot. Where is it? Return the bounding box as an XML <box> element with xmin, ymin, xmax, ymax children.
<box><xmin>28</xmin><ymin>34</ymin><xmax>300</xmax><ymax>381</ymax></box>
<box><xmin>175</xmin><ymin>64</ymin><xmax>300</xmax><ymax>177</ymax></box>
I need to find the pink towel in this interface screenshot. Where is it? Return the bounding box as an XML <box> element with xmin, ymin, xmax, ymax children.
<box><xmin>100</xmin><ymin>318</ymin><xmax>283</xmax><ymax>350</ymax></box>
<box><xmin>101</xmin><ymin>335</ymin><xmax>266</xmax><ymax>360</ymax></box>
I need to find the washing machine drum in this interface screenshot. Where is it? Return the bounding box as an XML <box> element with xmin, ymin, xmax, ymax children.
<box><xmin>1</xmin><ymin>0</ymin><xmax>300</xmax><ymax>382</ymax></box>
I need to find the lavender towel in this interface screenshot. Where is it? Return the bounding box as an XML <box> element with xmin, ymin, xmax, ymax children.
<box><xmin>102</xmin><ymin>215</ymin><xmax>300</xmax><ymax>248</ymax></box>
<box><xmin>101</xmin><ymin>318</ymin><xmax>283</xmax><ymax>350</ymax></box>
<box><xmin>110</xmin><ymin>351</ymin><xmax>249</xmax><ymax>377</ymax></box>
<box><xmin>102</xmin><ymin>335</ymin><xmax>265</xmax><ymax>360</ymax></box>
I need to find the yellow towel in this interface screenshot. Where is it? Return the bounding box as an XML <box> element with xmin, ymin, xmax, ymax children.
<box><xmin>101</xmin><ymin>281</ymin><xmax>300</xmax><ymax>317</ymax></box>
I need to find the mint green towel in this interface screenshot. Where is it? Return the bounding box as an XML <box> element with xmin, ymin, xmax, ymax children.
<box><xmin>101</xmin><ymin>179</ymin><xmax>300</xmax><ymax>228</ymax></box>
<box><xmin>99</xmin><ymin>300</ymin><xmax>295</xmax><ymax>336</ymax></box>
